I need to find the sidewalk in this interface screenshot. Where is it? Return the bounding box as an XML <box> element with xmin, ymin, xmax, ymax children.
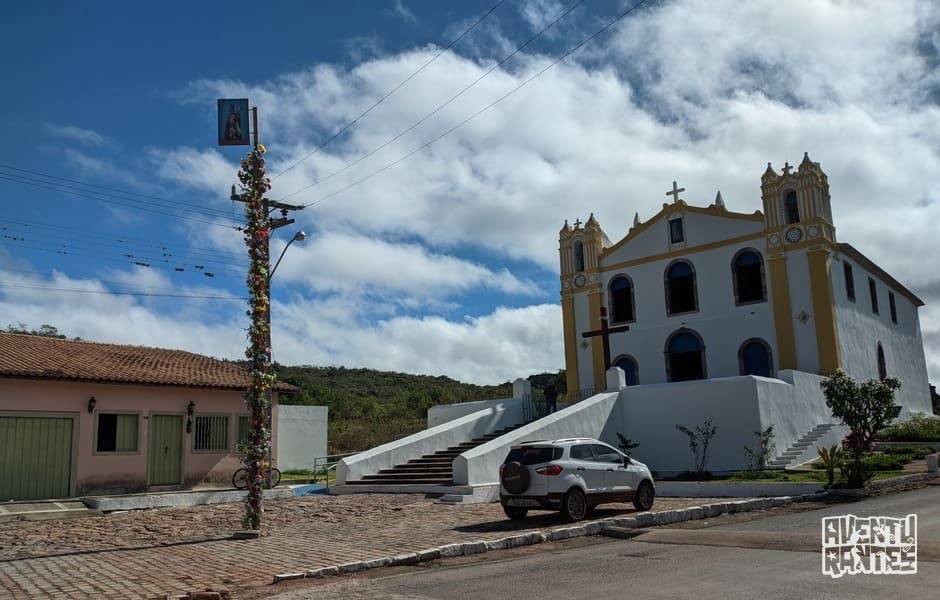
<box><xmin>0</xmin><ymin>493</ymin><xmax>727</xmax><ymax>599</ymax></box>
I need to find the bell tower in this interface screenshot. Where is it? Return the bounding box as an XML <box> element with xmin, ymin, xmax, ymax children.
<box><xmin>761</xmin><ymin>152</ymin><xmax>835</xmax><ymax>244</ymax></box>
<box><xmin>761</xmin><ymin>153</ymin><xmax>842</xmax><ymax>376</ymax></box>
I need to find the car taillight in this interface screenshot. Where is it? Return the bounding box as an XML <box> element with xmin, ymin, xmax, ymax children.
<box><xmin>536</xmin><ymin>464</ymin><xmax>563</xmax><ymax>476</ymax></box>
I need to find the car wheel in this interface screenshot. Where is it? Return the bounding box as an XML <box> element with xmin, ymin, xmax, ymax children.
<box><xmin>561</xmin><ymin>488</ymin><xmax>588</xmax><ymax>521</ymax></box>
<box><xmin>633</xmin><ymin>480</ymin><xmax>654</xmax><ymax>511</ymax></box>
<box><xmin>502</xmin><ymin>505</ymin><xmax>529</xmax><ymax>520</ymax></box>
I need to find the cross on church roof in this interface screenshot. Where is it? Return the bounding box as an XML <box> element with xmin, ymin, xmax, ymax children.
<box><xmin>666</xmin><ymin>180</ymin><xmax>685</xmax><ymax>203</ymax></box>
<box><xmin>782</xmin><ymin>162</ymin><xmax>793</xmax><ymax>175</ymax></box>
<box><xmin>573</xmin><ymin>218</ymin><xmax>582</xmax><ymax>228</ymax></box>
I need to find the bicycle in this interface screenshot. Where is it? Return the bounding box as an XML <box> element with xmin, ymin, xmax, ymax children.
<box><xmin>232</xmin><ymin>466</ymin><xmax>282</xmax><ymax>489</ymax></box>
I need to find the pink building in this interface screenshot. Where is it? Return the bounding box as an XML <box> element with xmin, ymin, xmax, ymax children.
<box><xmin>0</xmin><ymin>333</ymin><xmax>296</xmax><ymax>501</ymax></box>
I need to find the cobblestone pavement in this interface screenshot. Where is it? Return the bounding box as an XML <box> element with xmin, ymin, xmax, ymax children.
<box><xmin>0</xmin><ymin>494</ymin><xmax>729</xmax><ymax>599</ymax></box>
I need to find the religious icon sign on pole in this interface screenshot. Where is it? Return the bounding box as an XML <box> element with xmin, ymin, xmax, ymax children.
<box><xmin>218</xmin><ymin>99</ymin><xmax>251</xmax><ymax>146</ymax></box>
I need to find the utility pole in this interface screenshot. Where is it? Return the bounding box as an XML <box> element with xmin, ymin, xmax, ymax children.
<box><xmin>232</xmin><ymin>106</ymin><xmax>303</xmax><ymax>532</ymax></box>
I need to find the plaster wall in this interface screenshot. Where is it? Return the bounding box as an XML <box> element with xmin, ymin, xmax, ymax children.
<box><xmin>616</xmin><ymin>377</ymin><xmax>763</xmax><ymax>473</ymax></box>
<box><xmin>830</xmin><ymin>254</ymin><xmax>932</xmax><ymax>415</ymax></box>
<box><xmin>586</xmin><ymin>242</ymin><xmax>777</xmax><ymax>387</ymax></box>
<box><xmin>337</xmin><ymin>398</ymin><xmax>525</xmax><ymax>484</ymax></box>
<box><xmin>276</xmin><ymin>405</ymin><xmax>328</xmax><ymax>471</ymax></box>
<box><xmin>453</xmin><ymin>392</ymin><xmax>619</xmax><ymax>486</ymax></box>
<box><xmin>427</xmin><ymin>397</ymin><xmax>513</xmax><ymax>428</ymax></box>
<box><xmin>784</xmin><ymin>248</ymin><xmax>821</xmax><ymax>374</ymax></box>
<box><xmin>0</xmin><ymin>378</ymin><xmax>276</xmax><ymax>495</ymax></box>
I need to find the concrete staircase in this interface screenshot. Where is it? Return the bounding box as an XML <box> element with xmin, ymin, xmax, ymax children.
<box><xmin>768</xmin><ymin>423</ymin><xmax>836</xmax><ymax>469</ymax></box>
<box><xmin>344</xmin><ymin>425</ymin><xmax>521</xmax><ymax>486</ymax></box>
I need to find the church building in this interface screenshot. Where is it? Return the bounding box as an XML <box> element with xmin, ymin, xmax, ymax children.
<box><xmin>559</xmin><ymin>153</ymin><xmax>932</xmax><ymax>414</ymax></box>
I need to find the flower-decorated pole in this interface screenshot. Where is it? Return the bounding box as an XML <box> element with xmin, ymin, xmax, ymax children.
<box><xmin>237</xmin><ymin>143</ymin><xmax>274</xmax><ymax>531</ymax></box>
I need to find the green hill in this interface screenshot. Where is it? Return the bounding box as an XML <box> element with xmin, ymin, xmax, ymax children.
<box><xmin>274</xmin><ymin>365</ymin><xmax>563</xmax><ymax>454</ymax></box>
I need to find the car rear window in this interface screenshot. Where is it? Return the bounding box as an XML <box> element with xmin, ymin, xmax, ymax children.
<box><xmin>505</xmin><ymin>446</ymin><xmax>562</xmax><ymax>465</ymax></box>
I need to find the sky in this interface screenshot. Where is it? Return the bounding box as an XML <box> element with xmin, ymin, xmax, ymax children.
<box><xmin>1</xmin><ymin>0</ymin><xmax>938</xmax><ymax>386</ymax></box>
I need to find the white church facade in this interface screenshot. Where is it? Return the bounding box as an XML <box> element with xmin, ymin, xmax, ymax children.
<box><xmin>559</xmin><ymin>153</ymin><xmax>932</xmax><ymax>416</ymax></box>
<box><xmin>335</xmin><ymin>155</ymin><xmax>934</xmax><ymax>496</ymax></box>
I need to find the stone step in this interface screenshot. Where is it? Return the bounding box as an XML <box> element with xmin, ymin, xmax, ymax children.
<box><xmin>360</xmin><ymin>472</ymin><xmax>453</xmax><ymax>481</ymax></box>
<box><xmin>379</xmin><ymin>465</ymin><xmax>453</xmax><ymax>473</ymax></box>
<box><xmin>407</xmin><ymin>458</ymin><xmax>453</xmax><ymax>465</ymax></box>
<box><xmin>349</xmin><ymin>477</ymin><xmax>453</xmax><ymax>485</ymax></box>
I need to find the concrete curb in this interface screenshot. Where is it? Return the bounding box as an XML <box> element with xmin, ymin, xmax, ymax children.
<box><xmin>274</xmin><ymin>494</ymin><xmax>826</xmax><ymax>584</ymax></box>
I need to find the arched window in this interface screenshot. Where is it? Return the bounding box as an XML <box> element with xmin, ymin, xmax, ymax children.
<box><xmin>784</xmin><ymin>190</ymin><xmax>800</xmax><ymax>224</ymax></box>
<box><xmin>739</xmin><ymin>338</ymin><xmax>772</xmax><ymax>377</ymax></box>
<box><xmin>573</xmin><ymin>241</ymin><xmax>585</xmax><ymax>272</ymax></box>
<box><xmin>614</xmin><ymin>355</ymin><xmax>639</xmax><ymax>386</ymax></box>
<box><xmin>609</xmin><ymin>276</ymin><xmax>635</xmax><ymax>323</ymax></box>
<box><xmin>665</xmin><ymin>260</ymin><xmax>698</xmax><ymax>315</ymax></box>
<box><xmin>665</xmin><ymin>329</ymin><xmax>706</xmax><ymax>382</ymax></box>
<box><xmin>877</xmin><ymin>343</ymin><xmax>887</xmax><ymax>381</ymax></box>
<box><xmin>732</xmin><ymin>249</ymin><xmax>766</xmax><ymax>304</ymax></box>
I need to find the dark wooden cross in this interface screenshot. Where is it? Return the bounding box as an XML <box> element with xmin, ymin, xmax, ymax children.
<box><xmin>782</xmin><ymin>162</ymin><xmax>793</xmax><ymax>175</ymax></box>
<box><xmin>581</xmin><ymin>306</ymin><xmax>630</xmax><ymax>370</ymax></box>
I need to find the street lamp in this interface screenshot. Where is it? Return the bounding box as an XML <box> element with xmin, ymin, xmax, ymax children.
<box><xmin>266</xmin><ymin>230</ymin><xmax>305</xmax><ymax>487</ymax></box>
<box><xmin>270</xmin><ymin>230</ymin><xmax>306</xmax><ymax>280</ymax></box>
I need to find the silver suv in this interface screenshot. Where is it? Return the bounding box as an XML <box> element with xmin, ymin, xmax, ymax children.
<box><xmin>499</xmin><ymin>437</ymin><xmax>655</xmax><ymax>521</ymax></box>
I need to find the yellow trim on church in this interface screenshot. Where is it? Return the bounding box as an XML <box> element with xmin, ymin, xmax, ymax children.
<box><xmin>807</xmin><ymin>247</ymin><xmax>842</xmax><ymax>374</ymax></box>
<box><xmin>600</xmin><ymin>231</ymin><xmax>766</xmax><ymax>274</ymax></box>
<box><xmin>768</xmin><ymin>254</ymin><xmax>797</xmax><ymax>369</ymax></box>
<box><xmin>561</xmin><ymin>295</ymin><xmax>580</xmax><ymax>397</ymax></box>
<box><xmin>588</xmin><ymin>290</ymin><xmax>606</xmax><ymax>388</ymax></box>
<box><xmin>601</xmin><ymin>201</ymin><xmax>764</xmax><ymax>259</ymax></box>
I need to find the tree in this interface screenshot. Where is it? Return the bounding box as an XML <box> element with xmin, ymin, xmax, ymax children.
<box><xmin>4</xmin><ymin>323</ymin><xmax>66</xmax><ymax>338</ymax></box>
<box><xmin>821</xmin><ymin>370</ymin><xmax>901</xmax><ymax>488</ymax></box>
<box><xmin>615</xmin><ymin>433</ymin><xmax>639</xmax><ymax>458</ymax></box>
<box><xmin>676</xmin><ymin>419</ymin><xmax>718</xmax><ymax>475</ymax></box>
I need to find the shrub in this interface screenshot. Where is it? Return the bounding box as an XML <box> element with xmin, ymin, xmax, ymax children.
<box><xmin>878</xmin><ymin>413</ymin><xmax>940</xmax><ymax>442</ymax></box>
<box><xmin>860</xmin><ymin>454</ymin><xmax>905</xmax><ymax>471</ymax></box>
<box><xmin>676</xmin><ymin>419</ymin><xmax>718</xmax><ymax>474</ymax></box>
<box><xmin>742</xmin><ymin>426</ymin><xmax>775</xmax><ymax>477</ymax></box>
<box><xmin>817</xmin><ymin>445</ymin><xmax>843</xmax><ymax>487</ymax></box>
<box><xmin>881</xmin><ymin>445</ymin><xmax>935</xmax><ymax>460</ymax></box>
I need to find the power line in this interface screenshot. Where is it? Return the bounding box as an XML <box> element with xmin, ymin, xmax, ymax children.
<box><xmin>306</xmin><ymin>0</ymin><xmax>652</xmax><ymax>208</ymax></box>
<box><xmin>0</xmin><ymin>283</ymin><xmax>247</xmax><ymax>301</ymax></box>
<box><xmin>0</xmin><ymin>174</ymin><xmax>237</xmax><ymax>229</ymax></box>
<box><xmin>0</xmin><ymin>216</ymin><xmax>242</xmax><ymax>263</ymax></box>
<box><xmin>277</xmin><ymin>0</ymin><xmax>586</xmax><ymax>201</ymax></box>
<box><xmin>0</xmin><ymin>221</ymin><xmax>244</xmax><ymax>270</ymax></box>
<box><xmin>0</xmin><ymin>266</ymin><xmax>239</xmax><ymax>295</ymax></box>
<box><xmin>270</xmin><ymin>0</ymin><xmax>507</xmax><ymax>181</ymax></box>
<box><xmin>0</xmin><ymin>163</ymin><xmax>232</xmax><ymax>216</ymax></box>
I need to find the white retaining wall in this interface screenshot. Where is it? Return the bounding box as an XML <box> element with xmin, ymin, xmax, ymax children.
<box><xmin>453</xmin><ymin>392</ymin><xmax>620</xmax><ymax>486</ymax></box>
<box><xmin>427</xmin><ymin>397</ymin><xmax>514</xmax><ymax>428</ymax></box>
<box><xmin>276</xmin><ymin>405</ymin><xmax>329</xmax><ymax>471</ymax></box>
<box><xmin>336</xmin><ymin>398</ymin><xmax>525</xmax><ymax>484</ymax></box>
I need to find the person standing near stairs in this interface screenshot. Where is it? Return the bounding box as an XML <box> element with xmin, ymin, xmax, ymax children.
<box><xmin>545</xmin><ymin>383</ymin><xmax>557</xmax><ymax>415</ymax></box>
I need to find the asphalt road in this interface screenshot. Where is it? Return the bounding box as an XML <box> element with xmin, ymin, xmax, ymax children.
<box><xmin>264</xmin><ymin>486</ymin><xmax>940</xmax><ymax>600</ymax></box>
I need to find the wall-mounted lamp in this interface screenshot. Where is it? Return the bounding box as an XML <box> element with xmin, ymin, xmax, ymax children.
<box><xmin>186</xmin><ymin>400</ymin><xmax>196</xmax><ymax>433</ymax></box>
<box><xmin>87</xmin><ymin>396</ymin><xmax>97</xmax><ymax>414</ymax></box>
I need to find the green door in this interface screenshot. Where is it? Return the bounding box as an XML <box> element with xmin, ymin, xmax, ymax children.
<box><xmin>0</xmin><ymin>415</ymin><xmax>74</xmax><ymax>501</ymax></box>
<box><xmin>149</xmin><ymin>415</ymin><xmax>183</xmax><ymax>485</ymax></box>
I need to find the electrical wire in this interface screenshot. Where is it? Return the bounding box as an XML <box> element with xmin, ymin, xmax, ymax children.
<box><xmin>0</xmin><ymin>283</ymin><xmax>247</xmax><ymax>301</ymax></box>
<box><xmin>305</xmin><ymin>0</ymin><xmax>651</xmax><ymax>208</ymax></box>
<box><xmin>277</xmin><ymin>0</ymin><xmax>586</xmax><ymax>201</ymax></box>
<box><xmin>270</xmin><ymin>0</ymin><xmax>507</xmax><ymax>181</ymax></box>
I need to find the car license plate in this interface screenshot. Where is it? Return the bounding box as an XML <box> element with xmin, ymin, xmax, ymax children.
<box><xmin>506</xmin><ymin>498</ymin><xmax>539</xmax><ymax>507</ymax></box>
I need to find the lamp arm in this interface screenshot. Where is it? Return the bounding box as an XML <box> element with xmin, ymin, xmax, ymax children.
<box><xmin>270</xmin><ymin>238</ymin><xmax>295</xmax><ymax>281</ymax></box>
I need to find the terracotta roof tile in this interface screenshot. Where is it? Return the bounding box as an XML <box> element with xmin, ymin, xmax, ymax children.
<box><xmin>0</xmin><ymin>333</ymin><xmax>298</xmax><ymax>391</ymax></box>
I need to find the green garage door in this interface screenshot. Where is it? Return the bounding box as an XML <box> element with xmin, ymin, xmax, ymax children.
<box><xmin>0</xmin><ymin>415</ymin><xmax>74</xmax><ymax>501</ymax></box>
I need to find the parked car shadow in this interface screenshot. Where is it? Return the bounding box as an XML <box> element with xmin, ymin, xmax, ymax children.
<box><xmin>454</xmin><ymin>502</ymin><xmax>640</xmax><ymax>533</ymax></box>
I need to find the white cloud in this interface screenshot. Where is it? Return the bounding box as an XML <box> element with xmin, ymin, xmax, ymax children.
<box><xmin>272</xmin><ymin>230</ymin><xmax>532</xmax><ymax>297</ymax></box>
<box><xmin>387</xmin><ymin>0</ymin><xmax>417</xmax><ymax>24</ymax></box>
<box><xmin>43</xmin><ymin>123</ymin><xmax>111</xmax><ymax>146</ymax></box>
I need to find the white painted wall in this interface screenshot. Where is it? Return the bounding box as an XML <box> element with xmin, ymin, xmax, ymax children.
<box><xmin>427</xmin><ymin>397</ymin><xmax>514</xmax><ymax>428</ymax></box>
<box><xmin>754</xmin><ymin>370</ymin><xmax>835</xmax><ymax>459</ymax></box>
<box><xmin>276</xmin><ymin>405</ymin><xmax>328</xmax><ymax>471</ymax></box>
<box><xmin>830</xmin><ymin>253</ymin><xmax>932</xmax><ymax>416</ymax></box>
<box><xmin>336</xmin><ymin>398</ymin><xmax>525</xmax><ymax>484</ymax></box>
<box><xmin>453</xmin><ymin>392</ymin><xmax>620</xmax><ymax>486</ymax></box>
<box><xmin>785</xmin><ymin>248</ymin><xmax>821</xmax><ymax>374</ymax></box>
